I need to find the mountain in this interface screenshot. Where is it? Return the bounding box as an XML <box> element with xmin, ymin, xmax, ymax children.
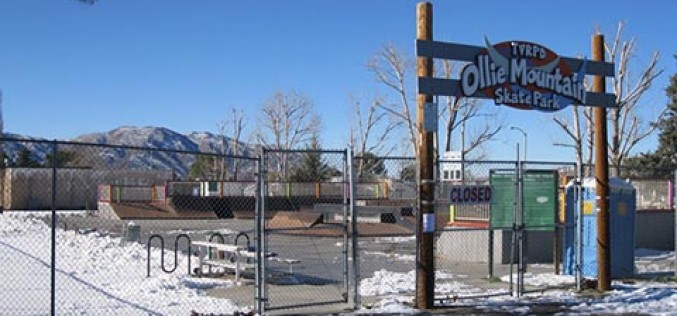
<box><xmin>0</xmin><ymin>126</ymin><xmax>257</xmax><ymax>179</ymax></box>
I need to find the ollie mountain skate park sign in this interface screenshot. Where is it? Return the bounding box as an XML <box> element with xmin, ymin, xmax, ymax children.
<box><xmin>413</xmin><ymin>3</ymin><xmax>619</xmax><ymax>307</ymax></box>
<box><xmin>417</xmin><ymin>37</ymin><xmax>617</xmax><ymax>111</ymax></box>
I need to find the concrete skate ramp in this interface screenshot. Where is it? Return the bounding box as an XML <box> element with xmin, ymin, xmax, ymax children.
<box><xmin>266</xmin><ymin>210</ymin><xmax>413</xmax><ymax>237</ymax></box>
<box><xmin>108</xmin><ymin>202</ymin><xmax>218</xmax><ymax>219</ymax></box>
<box><xmin>267</xmin><ymin>211</ymin><xmax>323</xmax><ymax>229</ymax></box>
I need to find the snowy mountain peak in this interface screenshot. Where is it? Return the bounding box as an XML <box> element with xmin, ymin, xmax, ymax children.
<box><xmin>2</xmin><ymin>126</ymin><xmax>256</xmax><ymax>178</ymax></box>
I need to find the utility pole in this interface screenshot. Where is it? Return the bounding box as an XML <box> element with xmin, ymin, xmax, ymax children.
<box><xmin>592</xmin><ymin>33</ymin><xmax>611</xmax><ymax>292</ymax></box>
<box><xmin>416</xmin><ymin>1</ymin><xmax>435</xmax><ymax>309</ymax></box>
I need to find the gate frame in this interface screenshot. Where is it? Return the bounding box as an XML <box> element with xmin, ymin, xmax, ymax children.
<box><xmin>255</xmin><ymin>147</ymin><xmax>357</xmax><ymax>313</ymax></box>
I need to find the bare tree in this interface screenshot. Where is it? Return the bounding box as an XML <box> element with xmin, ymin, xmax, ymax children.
<box><xmin>583</xmin><ymin>107</ymin><xmax>595</xmax><ymax>175</ymax></box>
<box><xmin>554</xmin><ymin>105</ymin><xmax>585</xmax><ymax>173</ymax></box>
<box><xmin>349</xmin><ymin>95</ymin><xmax>399</xmax><ymax>178</ymax></box>
<box><xmin>369</xmin><ymin>45</ymin><xmax>502</xmax><ymax>158</ymax></box>
<box><xmin>350</xmin><ymin>95</ymin><xmax>399</xmax><ymax>155</ymax></box>
<box><xmin>216</xmin><ymin>120</ymin><xmax>227</xmax><ymax>180</ymax></box>
<box><xmin>440</xmin><ymin>60</ymin><xmax>502</xmax><ymax>159</ymax></box>
<box><xmin>554</xmin><ymin>92</ymin><xmax>596</xmax><ymax>176</ymax></box>
<box><xmin>228</xmin><ymin>107</ymin><xmax>246</xmax><ymax>181</ymax></box>
<box><xmin>256</xmin><ymin>91</ymin><xmax>321</xmax><ymax>180</ymax></box>
<box><xmin>368</xmin><ymin>45</ymin><xmax>418</xmax><ymax>156</ymax></box>
<box><xmin>605</xmin><ymin>22</ymin><xmax>664</xmax><ymax>176</ymax></box>
<box><xmin>554</xmin><ymin>23</ymin><xmax>663</xmax><ymax>176</ymax></box>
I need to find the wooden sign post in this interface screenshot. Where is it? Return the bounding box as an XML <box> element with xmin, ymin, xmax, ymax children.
<box><xmin>592</xmin><ymin>34</ymin><xmax>611</xmax><ymax>291</ymax></box>
<box><xmin>415</xmin><ymin>2</ymin><xmax>435</xmax><ymax>309</ymax></box>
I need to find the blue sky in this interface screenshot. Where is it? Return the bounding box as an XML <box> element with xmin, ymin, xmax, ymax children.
<box><xmin>0</xmin><ymin>0</ymin><xmax>674</xmax><ymax>161</ymax></box>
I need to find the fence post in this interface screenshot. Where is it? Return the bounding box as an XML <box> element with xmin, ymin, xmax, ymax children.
<box><xmin>50</xmin><ymin>140</ymin><xmax>57</xmax><ymax>316</ymax></box>
<box><xmin>576</xmin><ymin>163</ymin><xmax>584</xmax><ymax>291</ymax></box>
<box><xmin>518</xmin><ymin>160</ymin><xmax>526</xmax><ymax>297</ymax></box>
<box><xmin>342</xmin><ymin>150</ymin><xmax>350</xmax><ymax>305</ymax></box>
<box><xmin>488</xmin><ymin>229</ymin><xmax>494</xmax><ymax>279</ymax></box>
<box><xmin>262</xmin><ymin>150</ymin><xmax>269</xmax><ymax>313</ymax></box>
<box><xmin>348</xmin><ymin>148</ymin><xmax>359</xmax><ymax>310</ymax></box>
<box><xmin>517</xmin><ymin>149</ymin><xmax>525</xmax><ymax>297</ymax></box>
<box><xmin>255</xmin><ymin>154</ymin><xmax>262</xmax><ymax>313</ymax></box>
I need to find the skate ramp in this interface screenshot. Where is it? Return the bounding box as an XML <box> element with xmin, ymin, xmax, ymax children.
<box><xmin>106</xmin><ymin>202</ymin><xmax>218</xmax><ymax>219</ymax></box>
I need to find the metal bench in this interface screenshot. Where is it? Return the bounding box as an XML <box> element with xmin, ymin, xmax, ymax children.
<box><xmin>193</xmin><ymin>241</ymin><xmax>254</xmax><ymax>282</ymax></box>
<box><xmin>192</xmin><ymin>241</ymin><xmax>300</xmax><ymax>282</ymax></box>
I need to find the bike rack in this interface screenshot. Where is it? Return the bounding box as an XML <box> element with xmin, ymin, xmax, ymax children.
<box><xmin>209</xmin><ymin>232</ymin><xmax>227</xmax><ymax>244</ymax></box>
<box><xmin>147</xmin><ymin>233</ymin><xmax>192</xmax><ymax>277</ymax></box>
<box><xmin>235</xmin><ymin>232</ymin><xmax>251</xmax><ymax>249</ymax></box>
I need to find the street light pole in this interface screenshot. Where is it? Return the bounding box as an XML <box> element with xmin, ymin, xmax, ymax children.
<box><xmin>510</xmin><ymin>126</ymin><xmax>528</xmax><ymax>295</ymax></box>
<box><xmin>510</xmin><ymin>126</ymin><xmax>527</xmax><ymax>162</ymax></box>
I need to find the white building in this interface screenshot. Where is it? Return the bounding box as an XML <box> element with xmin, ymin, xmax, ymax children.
<box><xmin>440</xmin><ymin>151</ymin><xmax>462</xmax><ymax>182</ymax></box>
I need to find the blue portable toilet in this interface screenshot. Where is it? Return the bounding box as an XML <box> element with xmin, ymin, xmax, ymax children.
<box><xmin>563</xmin><ymin>177</ymin><xmax>636</xmax><ymax>278</ymax></box>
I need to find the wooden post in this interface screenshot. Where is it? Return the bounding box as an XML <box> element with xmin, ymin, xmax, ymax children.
<box><xmin>592</xmin><ymin>33</ymin><xmax>611</xmax><ymax>292</ymax></box>
<box><xmin>416</xmin><ymin>1</ymin><xmax>435</xmax><ymax>309</ymax></box>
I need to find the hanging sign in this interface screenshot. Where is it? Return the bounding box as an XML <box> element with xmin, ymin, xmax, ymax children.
<box><xmin>423</xmin><ymin>102</ymin><xmax>438</xmax><ymax>132</ymax></box>
<box><xmin>448</xmin><ymin>185</ymin><xmax>493</xmax><ymax>204</ymax></box>
<box><xmin>459</xmin><ymin>38</ymin><xmax>587</xmax><ymax>112</ymax></box>
<box><xmin>423</xmin><ymin>213</ymin><xmax>436</xmax><ymax>233</ymax></box>
<box><xmin>416</xmin><ymin>37</ymin><xmax>616</xmax><ymax>110</ymax></box>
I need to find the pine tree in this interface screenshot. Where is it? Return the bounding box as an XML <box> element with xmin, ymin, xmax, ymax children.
<box><xmin>654</xmin><ymin>55</ymin><xmax>677</xmax><ymax>167</ymax></box>
<box><xmin>45</xmin><ymin>150</ymin><xmax>78</xmax><ymax>168</ymax></box>
<box><xmin>289</xmin><ymin>134</ymin><xmax>335</xmax><ymax>182</ymax></box>
<box><xmin>16</xmin><ymin>148</ymin><xmax>39</xmax><ymax>167</ymax></box>
<box><xmin>188</xmin><ymin>155</ymin><xmax>219</xmax><ymax>180</ymax></box>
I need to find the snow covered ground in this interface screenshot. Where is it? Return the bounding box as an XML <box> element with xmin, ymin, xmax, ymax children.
<box><xmin>1</xmin><ymin>212</ymin><xmax>244</xmax><ymax>315</ymax></box>
<box><xmin>2</xmin><ymin>212</ymin><xmax>677</xmax><ymax>315</ymax></box>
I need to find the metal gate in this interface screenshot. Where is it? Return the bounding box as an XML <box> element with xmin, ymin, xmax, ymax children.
<box><xmin>434</xmin><ymin>159</ymin><xmax>580</xmax><ymax>306</ymax></box>
<box><xmin>255</xmin><ymin>148</ymin><xmax>356</xmax><ymax>313</ymax></box>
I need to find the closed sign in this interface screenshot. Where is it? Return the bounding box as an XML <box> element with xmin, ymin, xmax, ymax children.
<box><xmin>449</xmin><ymin>185</ymin><xmax>493</xmax><ymax>204</ymax></box>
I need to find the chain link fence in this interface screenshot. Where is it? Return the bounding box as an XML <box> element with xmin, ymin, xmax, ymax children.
<box><xmin>352</xmin><ymin>157</ymin><xmax>417</xmax><ymax>308</ymax></box>
<box><xmin>2</xmin><ymin>136</ymin><xmax>675</xmax><ymax>314</ymax></box>
<box><xmin>0</xmin><ymin>138</ymin><xmax>258</xmax><ymax>315</ymax></box>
